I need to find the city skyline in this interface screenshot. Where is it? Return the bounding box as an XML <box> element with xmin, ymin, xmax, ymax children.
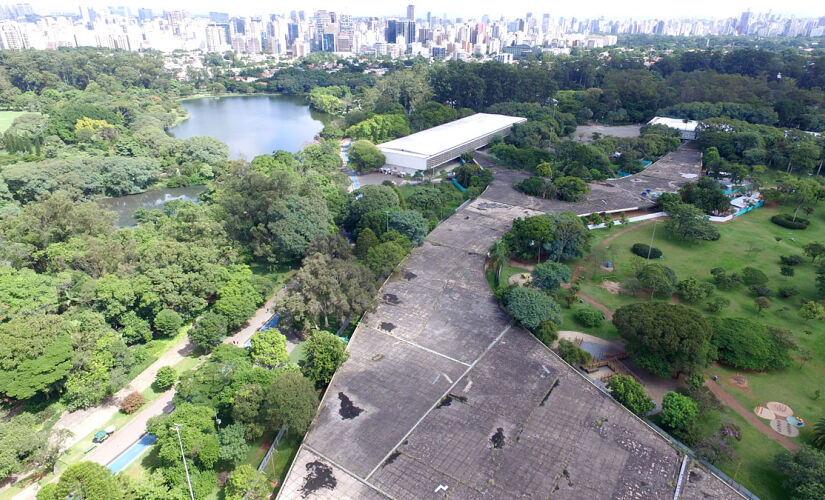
<box><xmin>29</xmin><ymin>1</ymin><xmax>825</xmax><ymax>21</ymax></box>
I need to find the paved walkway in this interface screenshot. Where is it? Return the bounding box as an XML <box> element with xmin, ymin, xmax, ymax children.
<box><xmin>704</xmin><ymin>379</ymin><xmax>800</xmax><ymax>452</ymax></box>
<box><xmin>13</xmin><ymin>286</ymin><xmax>294</xmax><ymax>500</ymax></box>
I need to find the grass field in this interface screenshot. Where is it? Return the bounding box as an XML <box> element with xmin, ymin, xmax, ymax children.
<box><xmin>0</xmin><ymin>110</ymin><xmax>24</xmax><ymax>132</ymax></box>
<box><xmin>570</xmin><ymin>205</ymin><xmax>825</xmax><ymax>499</ymax></box>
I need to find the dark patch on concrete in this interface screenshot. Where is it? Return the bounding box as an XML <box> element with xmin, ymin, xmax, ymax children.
<box><xmin>403</xmin><ymin>271</ymin><xmax>417</xmax><ymax>280</ymax></box>
<box><xmin>383</xmin><ymin>293</ymin><xmax>401</xmax><ymax>305</ymax></box>
<box><xmin>490</xmin><ymin>427</ymin><xmax>505</xmax><ymax>449</ymax></box>
<box><xmin>540</xmin><ymin>378</ymin><xmax>560</xmax><ymax>407</ymax></box>
<box><xmin>299</xmin><ymin>460</ymin><xmax>337</xmax><ymax>497</ymax></box>
<box><xmin>338</xmin><ymin>392</ymin><xmax>364</xmax><ymax>420</ymax></box>
<box><xmin>562</xmin><ymin>468</ymin><xmax>573</xmax><ymax>487</ymax></box>
<box><xmin>437</xmin><ymin>393</ymin><xmax>468</xmax><ymax>409</ymax></box>
<box><xmin>380</xmin><ymin>321</ymin><xmax>396</xmax><ymax>331</ymax></box>
<box><xmin>689</xmin><ymin>470</ymin><xmax>699</xmax><ymax>482</ymax></box>
<box><xmin>384</xmin><ymin>450</ymin><xmax>401</xmax><ymax>467</ymax></box>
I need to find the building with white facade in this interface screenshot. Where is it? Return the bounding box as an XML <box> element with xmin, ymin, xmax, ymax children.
<box><xmin>378</xmin><ymin>113</ymin><xmax>526</xmax><ymax>173</ymax></box>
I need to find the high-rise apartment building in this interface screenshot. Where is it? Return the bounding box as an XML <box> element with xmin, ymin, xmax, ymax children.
<box><xmin>407</xmin><ymin>5</ymin><xmax>415</xmax><ymax>21</ymax></box>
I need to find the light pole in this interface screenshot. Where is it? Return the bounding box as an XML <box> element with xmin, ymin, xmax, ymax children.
<box><xmin>171</xmin><ymin>424</ymin><xmax>195</xmax><ymax>500</ymax></box>
<box><xmin>646</xmin><ymin>222</ymin><xmax>658</xmax><ymax>260</ymax></box>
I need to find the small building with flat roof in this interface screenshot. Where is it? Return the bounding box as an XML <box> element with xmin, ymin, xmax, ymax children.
<box><xmin>378</xmin><ymin>113</ymin><xmax>526</xmax><ymax>173</ymax></box>
<box><xmin>647</xmin><ymin>116</ymin><xmax>699</xmax><ymax>141</ymax></box>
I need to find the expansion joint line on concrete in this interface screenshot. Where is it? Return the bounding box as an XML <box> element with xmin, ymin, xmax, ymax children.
<box><xmin>365</xmin><ymin>324</ymin><xmax>513</xmax><ymax>481</ymax></box>
<box><xmin>301</xmin><ymin>443</ymin><xmax>394</xmax><ymax>499</ymax></box>
<box><xmin>373</xmin><ymin>327</ymin><xmax>471</xmax><ymax>367</ymax></box>
<box><xmin>423</xmin><ymin>238</ymin><xmax>488</xmax><ymax>256</ymax></box>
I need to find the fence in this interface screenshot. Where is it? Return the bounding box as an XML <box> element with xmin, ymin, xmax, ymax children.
<box><xmin>258</xmin><ymin>423</ymin><xmax>287</xmax><ymax>472</ymax></box>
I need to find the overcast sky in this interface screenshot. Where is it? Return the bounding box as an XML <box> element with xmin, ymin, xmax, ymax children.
<box><xmin>42</xmin><ymin>1</ymin><xmax>823</xmax><ymax>20</ymax></box>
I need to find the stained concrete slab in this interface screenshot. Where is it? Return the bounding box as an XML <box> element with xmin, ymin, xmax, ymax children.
<box><xmin>279</xmin><ymin>145</ymin><xmax>741</xmax><ymax>500</ymax></box>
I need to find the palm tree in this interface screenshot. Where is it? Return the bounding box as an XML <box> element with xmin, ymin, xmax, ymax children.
<box><xmin>814</xmin><ymin>417</ymin><xmax>825</xmax><ymax>450</ymax></box>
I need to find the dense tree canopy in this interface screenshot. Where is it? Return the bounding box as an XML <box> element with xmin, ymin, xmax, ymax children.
<box><xmin>613</xmin><ymin>302</ymin><xmax>714</xmax><ymax>377</ymax></box>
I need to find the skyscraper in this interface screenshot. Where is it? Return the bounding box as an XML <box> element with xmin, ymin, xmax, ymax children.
<box><xmin>407</xmin><ymin>5</ymin><xmax>415</xmax><ymax>21</ymax></box>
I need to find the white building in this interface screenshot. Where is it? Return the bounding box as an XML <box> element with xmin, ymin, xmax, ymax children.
<box><xmin>647</xmin><ymin>116</ymin><xmax>699</xmax><ymax>141</ymax></box>
<box><xmin>378</xmin><ymin>113</ymin><xmax>526</xmax><ymax>174</ymax></box>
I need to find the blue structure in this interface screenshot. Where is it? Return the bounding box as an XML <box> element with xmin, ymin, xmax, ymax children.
<box><xmin>108</xmin><ymin>433</ymin><xmax>156</xmax><ymax>474</ymax></box>
<box><xmin>452</xmin><ymin>178</ymin><xmax>467</xmax><ymax>192</ymax></box>
<box><xmin>261</xmin><ymin>314</ymin><xmax>280</xmax><ymax>332</ymax></box>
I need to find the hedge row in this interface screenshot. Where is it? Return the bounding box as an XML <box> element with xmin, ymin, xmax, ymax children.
<box><xmin>771</xmin><ymin>214</ymin><xmax>809</xmax><ymax>230</ymax></box>
<box><xmin>631</xmin><ymin>243</ymin><xmax>663</xmax><ymax>259</ymax></box>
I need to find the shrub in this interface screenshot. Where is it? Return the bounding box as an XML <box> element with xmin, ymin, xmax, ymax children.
<box><xmin>637</xmin><ymin>263</ymin><xmax>678</xmax><ymax>297</ymax></box>
<box><xmin>504</xmin><ymin>287</ymin><xmax>561</xmax><ymax>332</ymax></box>
<box><xmin>741</xmin><ymin>267</ymin><xmax>768</xmax><ymax>286</ymax></box>
<box><xmin>750</xmin><ymin>284</ymin><xmax>774</xmax><ymax>297</ymax></box>
<box><xmin>778</xmin><ymin>286</ymin><xmax>799</xmax><ymax>298</ymax></box>
<box><xmin>710</xmin><ymin>268</ymin><xmax>742</xmax><ymax>290</ymax></box>
<box><xmin>677</xmin><ymin>277</ymin><xmax>715</xmax><ymax>304</ymax></box>
<box><xmin>780</xmin><ymin>266</ymin><xmax>795</xmax><ymax>277</ymax></box>
<box><xmin>707</xmin><ymin>296</ymin><xmax>730</xmax><ymax>313</ymax></box>
<box><xmin>631</xmin><ymin>243</ymin><xmax>662</xmax><ymax>259</ymax></box>
<box><xmin>153</xmin><ymin>308</ymin><xmax>183</xmax><ymax>337</ymax></box>
<box><xmin>660</xmin><ymin>392</ymin><xmax>699</xmax><ymax>430</ymax></box>
<box><xmin>531</xmin><ymin>261</ymin><xmax>572</xmax><ymax>291</ymax></box>
<box><xmin>535</xmin><ymin>321</ymin><xmax>558</xmax><ymax>346</ymax></box>
<box><xmin>557</xmin><ymin>339</ymin><xmax>592</xmax><ymax>366</ymax></box>
<box><xmin>607</xmin><ymin>375</ymin><xmax>655</xmax><ymax>416</ymax></box>
<box><xmin>780</xmin><ymin>255</ymin><xmax>804</xmax><ymax>266</ymax></box>
<box><xmin>120</xmin><ymin>391</ymin><xmax>145</xmax><ymax>414</ymax></box>
<box><xmin>709</xmin><ymin>317</ymin><xmax>792</xmax><ymax>370</ymax></box>
<box><xmin>573</xmin><ymin>306</ymin><xmax>603</xmax><ymax>328</ymax></box>
<box><xmin>771</xmin><ymin>214</ymin><xmax>810</xmax><ymax>230</ymax></box>
<box><xmin>154</xmin><ymin>366</ymin><xmax>177</xmax><ymax>391</ymax></box>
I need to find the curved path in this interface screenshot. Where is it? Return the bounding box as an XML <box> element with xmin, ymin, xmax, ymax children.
<box><xmin>704</xmin><ymin>379</ymin><xmax>799</xmax><ymax>452</ymax></box>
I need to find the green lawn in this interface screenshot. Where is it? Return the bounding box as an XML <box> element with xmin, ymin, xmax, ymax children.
<box><xmin>570</xmin><ymin>205</ymin><xmax>825</xmax><ymax>499</ymax></box>
<box><xmin>0</xmin><ymin>110</ymin><xmax>24</xmax><ymax>132</ymax></box>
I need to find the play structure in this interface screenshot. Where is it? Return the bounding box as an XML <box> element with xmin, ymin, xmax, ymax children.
<box><xmin>754</xmin><ymin>402</ymin><xmax>804</xmax><ymax>437</ymax></box>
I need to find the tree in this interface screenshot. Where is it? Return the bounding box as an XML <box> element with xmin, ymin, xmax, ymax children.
<box><xmin>147</xmin><ymin>403</ymin><xmax>220</xmax><ymax>470</ymax></box>
<box><xmin>557</xmin><ymin>339</ymin><xmax>592</xmax><ymax>366</ymax></box>
<box><xmin>800</xmin><ymin>301</ymin><xmax>825</xmax><ymax>324</ymax></box>
<box><xmin>188</xmin><ymin>312</ymin><xmax>228</xmax><ymax>352</ymax></box>
<box><xmin>0</xmin><ymin>315</ymin><xmax>73</xmax><ymax>400</ymax></box>
<box><xmin>676</xmin><ymin>277</ymin><xmax>715</xmax><ymax>304</ymax></box>
<box><xmin>814</xmin><ymin>417</ymin><xmax>825</xmax><ymax>450</ymax></box>
<box><xmin>503</xmin><ymin>212</ymin><xmax>591</xmax><ymax>262</ymax></box>
<box><xmin>607</xmin><ymin>375</ymin><xmax>655</xmax><ymax>415</ymax></box>
<box><xmin>805</xmin><ymin>242</ymin><xmax>825</xmax><ymax>263</ymax></box>
<box><xmin>218</xmin><ymin>423</ymin><xmax>247</xmax><ymax>466</ymax></box>
<box><xmin>225</xmin><ymin>464</ymin><xmax>269</xmax><ymax>500</ymax></box>
<box><xmin>505</xmin><ymin>287</ymin><xmax>562</xmax><ymax>332</ymax></box>
<box><xmin>530</xmin><ymin>261</ymin><xmax>572</xmax><ymax>291</ymax></box>
<box><xmin>775</xmin><ymin>448</ymin><xmax>825</xmax><ymax>500</ymax></box>
<box><xmin>214</xmin><ymin>270</ymin><xmax>262</xmax><ymax>330</ymax></box>
<box><xmin>154</xmin><ymin>366</ymin><xmax>177</xmax><ymax>391</ymax></box>
<box><xmin>660</xmin><ymin>392</ymin><xmax>698</xmax><ymax>430</ymax></box>
<box><xmin>366</xmin><ymin>241</ymin><xmax>406</xmax><ymax>278</ymax></box>
<box><xmin>153</xmin><ymin>309</ymin><xmax>182</xmax><ymax>337</ymax></box>
<box><xmin>613</xmin><ymin>302</ymin><xmax>714</xmax><ymax>377</ymax></box>
<box><xmin>355</xmin><ymin>227</ymin><xmax>378</xmax><ymax>259</ymax></box>
<box><xmin>755</xmin><ymin>296</ymin><xmax>771</xmax><ymax>314</ymax></box>
<box><xmin>554</xmin><ymin>176</ymin><xmax>590</xmax><ymax>201</ymax></box>
<box><xmin>706</xmin><ymin>296</ymin><xmax>730</xmax><ymax>313</ymax></box>
<box><xmin>120</xmin><ymin>391</ymin><xmax>145</xmax><ymax>414</ymax></box>
<box><xmin>346</xmin><ymin>184</ymin><xmax>399</xmax><ymax>231</ymax></box>
<box><xmin>264</xmin><ymin>372</ymin><xmax>319</xmax><ymax>434</ymax></box>
<box><xmin>388</xmin><ymin>210</ymin><xmax>429</xmax><ymax>247</ymax></box>
<box><xmin>708</xmin><ymin>317</ymin><xmax>791</xmax><ymax>371</ymax></box>
<box><xmin>348</xmin><ymin>140</ymin><xmax>385</xmax><ymax>173</ymax></box>
<box><xmin>636</xmin><ymin>263</ymin><xmax>678</xmax><ymax>297</ymax></box>
<box><xmin>284</xmin><ymin>253</ymin><xmax>377</xmax><ymax>331</ymax></box>
<box><xmin>663</xmin><ymin>201</ymin><xmax>719</xmax><ymax>242</ymax></box>
<box><xmin>38</xmin><ymin>462</ymin><xmax>122</xmax><ymax>500</ymax></box>
<box><xmin>301</xmin><ymin>330</ymin><xmax>349</xmax><ymax>388</ymax></box>
<box><xmin>249</xmin><ymin>329</ymin><xmax>289</xmax><ymax>369</ymax></box>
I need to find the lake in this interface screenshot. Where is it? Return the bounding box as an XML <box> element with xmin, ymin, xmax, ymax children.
<box><xmin>98</xmin><ymin>185</ymin><xmax>206</xmax><ymax>227</ymax></box>
<box><xmin>170</xmin><ymin>95</ymin><xmax>326</xmax><ymax>159</ymax></box>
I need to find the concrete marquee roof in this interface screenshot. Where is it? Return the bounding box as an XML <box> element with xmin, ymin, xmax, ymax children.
<box><xmin>377</xmin><ymin>113</ymin><xmax>527</xmax><ymax>159</ymax></box>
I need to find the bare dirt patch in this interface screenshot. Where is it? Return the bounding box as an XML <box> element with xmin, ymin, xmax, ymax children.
<box><xmin>730</xmin><ymin>374</ymin><xmax>749</xmax><ymax>392</ymax></box>
<box><xmin>509</xmin><ymin>272</ymin><xmax>531</xmax><ymax>286</ymax></box>
<box><xmin>600</xmin><ymin>280</ymin><xmax>621</xmax><ymax>295</ymax></box>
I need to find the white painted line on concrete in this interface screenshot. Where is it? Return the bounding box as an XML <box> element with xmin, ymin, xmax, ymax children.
<box><xmin>366</xmin><ymin>324</ymin><xmax>512</xmax><ymax>480</ymax></box>
<box><xmin>374</xmin><ymin>327</ymin><xmax>470</xmax><ymax>367</ymax></box>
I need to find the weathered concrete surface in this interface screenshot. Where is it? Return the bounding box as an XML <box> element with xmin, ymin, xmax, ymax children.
<box><xmin>278</xmin><ymin>146</ymin><xmax>741</xmax><ymax>500</ymax></box>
